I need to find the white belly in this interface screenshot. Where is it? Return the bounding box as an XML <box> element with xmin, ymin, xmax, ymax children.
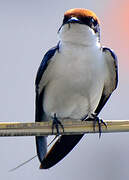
<box><xmin>43</xmin><ymin>45</ymin><xmax>105</xmax><ymax>120</ymax></box>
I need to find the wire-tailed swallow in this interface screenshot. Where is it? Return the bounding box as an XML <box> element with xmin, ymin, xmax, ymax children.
<box><xmin>35</xmin><ymin>8</ymin><xmax>118</xmax><ymax>169</ymax></box>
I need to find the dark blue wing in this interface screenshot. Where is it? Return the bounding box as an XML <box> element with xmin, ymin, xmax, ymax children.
<box><xmin>35</xmin><ymin>43</ymin><xmax>59</xmax><ymax>163</ymax></box>
<box><xmin>95</xmin><ymin>47</ymin><xmax>118</xmax><ymax>115</ymax></box>
<box><xmin>35</xmin><ymin>43</ymin><xmax>60</xmax><ymax>88</ymax></box>
<box><xmin>102</xmin><ymin>47</ymin><xmax>118</xmax><ymax>88</ymax></box>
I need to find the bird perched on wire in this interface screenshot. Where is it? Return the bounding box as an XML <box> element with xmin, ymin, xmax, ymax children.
<box><xmin>35</xmin><ymin>8</ymin><xmax>118</xmax><ymax>169</ymax></box>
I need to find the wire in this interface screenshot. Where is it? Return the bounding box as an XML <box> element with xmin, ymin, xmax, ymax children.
<box><xmin>9</xmin><ymin>135</ymin><xmax>58</xmax><ymax>172</ymax></box>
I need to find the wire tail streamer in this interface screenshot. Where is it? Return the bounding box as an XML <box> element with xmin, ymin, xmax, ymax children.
<box><xmin>9</xmin><ymin>135</ymin><xmax>58</xmax><ymax>172</ymax></box>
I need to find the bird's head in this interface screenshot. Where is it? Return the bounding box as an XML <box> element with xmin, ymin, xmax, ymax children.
<box><xmin>58</xmin><ymin>8</ymin><xmax>100</xmax><ymax>46</ymax></box>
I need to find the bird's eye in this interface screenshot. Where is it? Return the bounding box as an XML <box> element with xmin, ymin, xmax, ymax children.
<box><xmin>90</xmin><ymin>17</ymin><xmax>98</xmax><ymax>27</ymax></box>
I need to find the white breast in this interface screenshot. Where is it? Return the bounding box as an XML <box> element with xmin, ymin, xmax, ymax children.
<box><xmin>43</xmin><ymin>43</ymin><xmax>105</xmax><ymax>120</ymax></box>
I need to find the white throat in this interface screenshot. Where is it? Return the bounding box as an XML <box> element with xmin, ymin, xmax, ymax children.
<box><xmin>58</xmin><ymin>23</ymin><xmax>100</xmax><ymax>47</ymax></box>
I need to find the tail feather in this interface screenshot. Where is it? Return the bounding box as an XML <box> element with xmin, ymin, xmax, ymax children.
<box><xmin>36</xmin><ymin>136</ymin><xmax>47</xmax><ymax>162</ymax></box>
<box><xmin>40</xmin><ymin>134</ymin><xmax>84</xmax><ymax>169</ymax></box>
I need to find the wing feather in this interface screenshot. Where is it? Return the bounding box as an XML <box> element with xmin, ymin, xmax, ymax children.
<box><xmin>35</xmin><ymin>44</ymin><xmax>59</xmax><ymax>162</ymax></box>
<box><xmin>95</xmin><ymin>47</ymin><xmax>118</xmax><ymax>115</ymax></box>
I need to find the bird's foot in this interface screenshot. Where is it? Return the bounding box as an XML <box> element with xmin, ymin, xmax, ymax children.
<box><xmin>81</xmin><ymin>113</ymin><xmax>107</xmax><ymax>138</ymax></box>
<box><xmin>51</xmin><ymin>113</ymin><xmax>64</xmax><ymax>135</ymax></box>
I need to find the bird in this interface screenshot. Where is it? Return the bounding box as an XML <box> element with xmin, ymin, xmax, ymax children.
<box><xmin>35</xmin><ymin>8</ymin><xmax>118</xmax><ymax>169</ymax></box>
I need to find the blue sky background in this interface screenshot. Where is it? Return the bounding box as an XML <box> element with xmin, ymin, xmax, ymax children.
<box><xmin>0</xmin><ymin>0</ymin><xmax>129</xmax><ymax>179</ymax></box>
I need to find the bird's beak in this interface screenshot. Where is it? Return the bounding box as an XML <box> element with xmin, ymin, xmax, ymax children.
<box><xmin>66</xmin><ymin>17</ymin><xmax>81</xmax><ymax>24</ymax></box>
<box><xmin>58</xmin><ymin>17</ymin><xmax>81</xmax><ymax>33</ymax></box>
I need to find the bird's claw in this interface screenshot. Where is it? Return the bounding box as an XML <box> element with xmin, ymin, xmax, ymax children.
<box><xmin>92</xmin><ymin>114</ymin><xmax>107</xmax><ymax>138</ymax></box>
<box><xmin>81</xmin><ymin>113</ymin><xmax>107</xmax><ymax>138</ymax></box>
<box><xmin>51</xmin><ymin>113</ymin><xmax>64</xmax><ymax>135</ymax></box>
